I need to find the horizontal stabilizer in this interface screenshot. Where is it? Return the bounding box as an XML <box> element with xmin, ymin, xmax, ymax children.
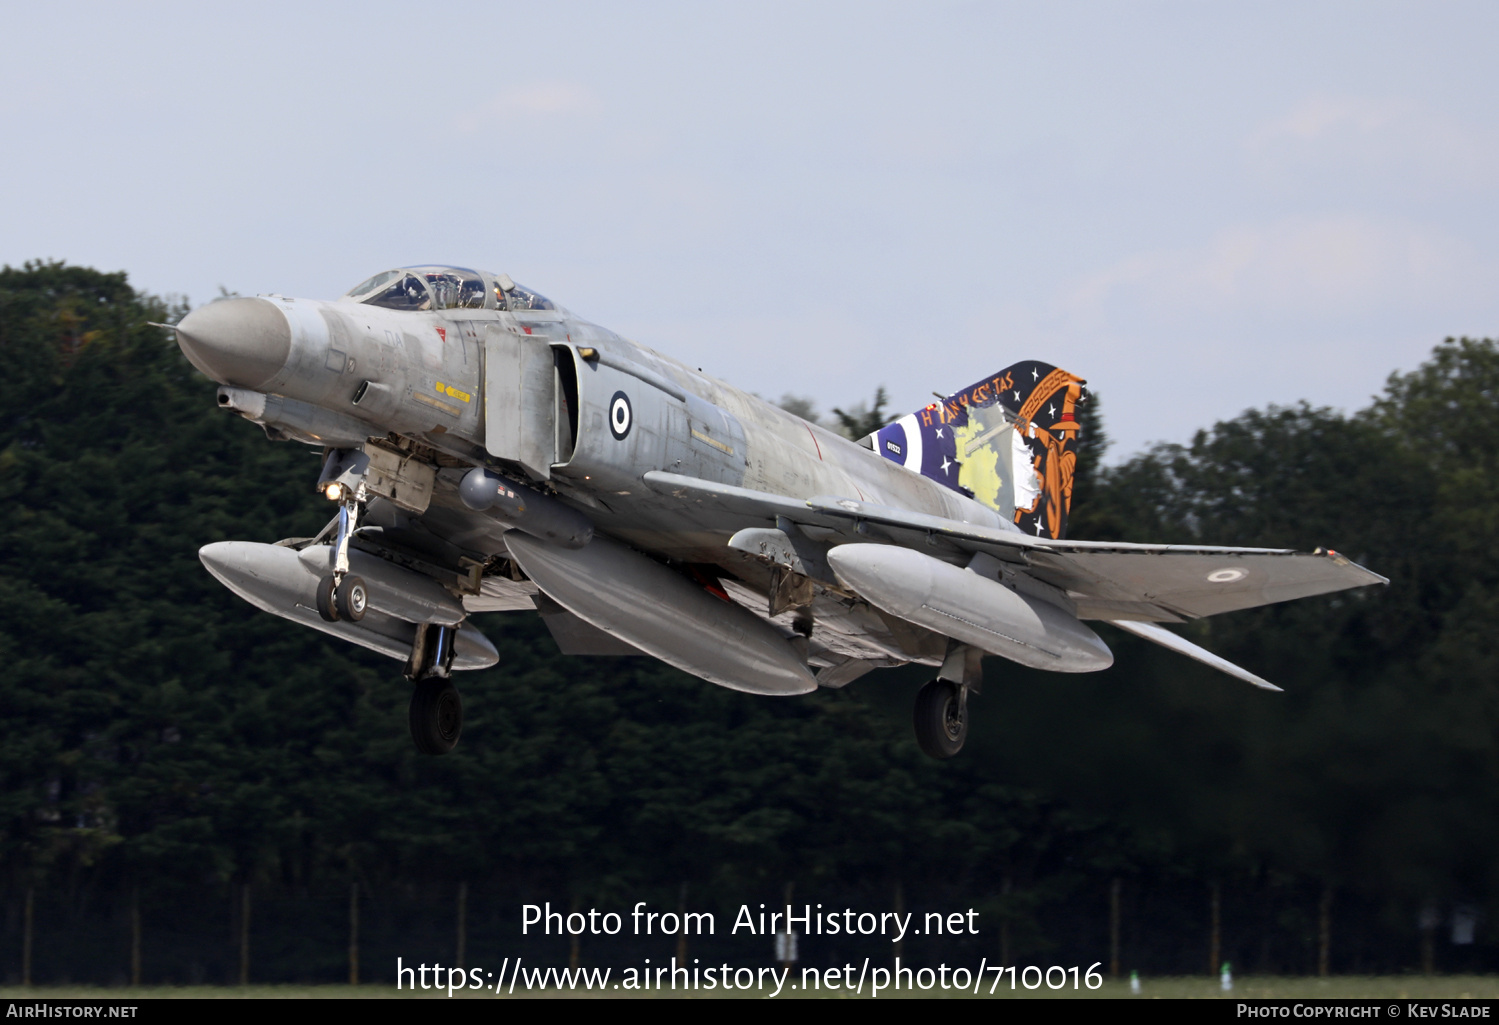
<box><xmin>1105</xmin><ymin>619</ymin><xmax>1282</xmax><ymax>692</ymax></box>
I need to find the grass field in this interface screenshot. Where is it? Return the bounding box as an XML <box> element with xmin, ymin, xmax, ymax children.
<box><xmin>1</xmin><ymin>977</ymin><xmax>1497</xmax><ymax>999</ymax></box>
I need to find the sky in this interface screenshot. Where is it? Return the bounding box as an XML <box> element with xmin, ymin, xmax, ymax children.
<box><xmin>3</xmin><ymin>1</ymin><xmax>1497</xmax><ymax>458</ymax></box>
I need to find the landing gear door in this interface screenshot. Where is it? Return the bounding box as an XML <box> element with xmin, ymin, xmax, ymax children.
<box><xmin>483</xmin><ymin>326</ymin><xmax>554</xmax><ymax>481</ymax></box>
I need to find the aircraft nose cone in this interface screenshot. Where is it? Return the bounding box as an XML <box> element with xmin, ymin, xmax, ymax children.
<box><xmin>175</xmin><ymin>298</ymin><xmax>291</xmax><ymax>390</ymax></box>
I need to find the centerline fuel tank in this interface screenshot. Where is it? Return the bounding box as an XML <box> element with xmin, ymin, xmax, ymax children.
<box><xmin>503</xmin><ymin>531</ymin><xmax>816</xmax><ymax>695</ymax></box>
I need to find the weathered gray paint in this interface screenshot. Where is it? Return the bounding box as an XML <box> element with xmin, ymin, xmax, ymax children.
<box><xmin>173</xmin><ymin>267</ymin><xmax>1387</xmax><ymax>692</ymax></box>
<box><xmin>482</xmin><ymin>326</ymin><xmax>553</xmax><ymax>479</ymax></box>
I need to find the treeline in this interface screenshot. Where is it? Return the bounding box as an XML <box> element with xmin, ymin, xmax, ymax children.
<box><xmin>0</xmin><ymin>261</ymin><xmax>1495</xmax><ymax>984</ymax></box>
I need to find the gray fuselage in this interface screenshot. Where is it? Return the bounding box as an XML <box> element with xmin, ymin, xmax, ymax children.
<box><xmin>176</xmin><ymin>280</ymin><xmax>1024</xmax><ymax>669</ymax></box>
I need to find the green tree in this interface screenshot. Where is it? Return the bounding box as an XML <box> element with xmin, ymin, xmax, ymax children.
<box><xmin>830</xmin><ymin>386</ymin><xmax>894</xmax><ymax>439</ymax></box>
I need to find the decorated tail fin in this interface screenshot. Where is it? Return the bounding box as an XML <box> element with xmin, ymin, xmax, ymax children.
<box><xmin>874</xmin><ymin>361</ymin><xmax>1088</xmax><ymax>540</ymax></box>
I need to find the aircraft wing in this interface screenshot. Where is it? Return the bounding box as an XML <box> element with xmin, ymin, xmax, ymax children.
<box><xmin>642</xmin><ymin>471</ymin><xmax>1387</xmax><ymax>622</ymax></box>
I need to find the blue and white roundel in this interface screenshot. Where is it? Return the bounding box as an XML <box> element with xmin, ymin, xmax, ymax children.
<box><xmin>609</xmin><ymin>391</ymin><xmax>632</xmax><ymax>439</ymax></box>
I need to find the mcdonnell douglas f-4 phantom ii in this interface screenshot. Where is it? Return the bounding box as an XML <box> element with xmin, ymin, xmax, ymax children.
<box><xmin>167</xmin><ymin>265</ymin><xmax>1386</xmax><ymax>759</ymax></box>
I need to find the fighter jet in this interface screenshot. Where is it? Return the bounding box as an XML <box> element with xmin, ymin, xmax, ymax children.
<box><xmin>167</xmin><ymin>265</ymin><xmax>1385</xmax><ymax>759</ymax></box>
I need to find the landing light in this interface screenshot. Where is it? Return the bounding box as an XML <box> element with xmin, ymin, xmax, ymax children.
<box><xmin>324</xmin><ymin>482</ymin><xmax>347</xmax><ymax>502</ymax></box>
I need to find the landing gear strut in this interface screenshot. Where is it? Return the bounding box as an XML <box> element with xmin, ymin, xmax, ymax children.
<box><xmin>407</xmin><ymin>623</ymin><xmax>461</xmax><ymax>755</ymax></box>
<box><xmin>913</xmin><ymin>642</ymin><xmax>982</xmax><ymax>759</ymax></box>
<box><xmin>315</xmin><ymin>489</ymin><xmax>368</xmax><ymax>623</ymax></box>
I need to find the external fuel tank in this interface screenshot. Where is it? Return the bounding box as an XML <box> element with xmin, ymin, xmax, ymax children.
<box><xmin>826</xmin><ymin>543</ymin><xmax>1113</xmax><ymax>673</ymax></box>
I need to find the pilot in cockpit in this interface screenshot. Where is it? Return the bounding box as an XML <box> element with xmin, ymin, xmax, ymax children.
<box><xmin>401</xmin><ymin>275</ymin><xmax>431</xmax><ymax>310</ymax></box>
<box><xmin>347</xmin><ymin>267</ymin><xmax>530</xmax><ymax>312</ymax></box>
<box><xmin>460</xmin><ymin>276</ymin><xmax>486</xmax><ymax>309</ymax></box>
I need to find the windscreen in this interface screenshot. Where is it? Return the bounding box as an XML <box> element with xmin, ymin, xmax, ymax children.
<box><xmin>503</xmin><ymin>282</ymin><xmax>556</xmax><ymax>312</ymax></box>
<box><xmin>344</xmin><ymin>267</ymin><xmax>487</xmax><ymax>311</ymax></box>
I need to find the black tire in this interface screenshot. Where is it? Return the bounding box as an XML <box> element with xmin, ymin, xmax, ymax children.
<box><xmin>315</xmin><ymin>575</ymin><xmax>339</xmax><ymax>622</ymax></box>
<box><xmin>334</xmin><ymin>574</ymin><xmax>368</xmax><ymax>622</ymax></box>
<box><xmin>913</xmin><ymin>679</ymin><xmax>966</xmax><ymax>759</ymax></box>
<box><xmin>409</xmin><ymin>677</ymin><xmax>462</xmax><ymax>755</ymax></box>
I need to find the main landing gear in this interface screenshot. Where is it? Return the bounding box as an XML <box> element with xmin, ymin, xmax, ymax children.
<box><xmin>406</xmin><ymin>622</ymin><xmax>461</xmax><ymax>755</ymax></box>
<box><xmin>410</xmin><ymin>677</ymin><xmax>462</xmax><ymax>755</ymax></box>
<box><xmin>913</xmin><ymin>679</ymin><xmax>967</xmax><ymax>759</ymax></box>
<box><xmin>913</xmin><ymin>642</ymin><xmax>983</xmax><ymax>760</ymax></box>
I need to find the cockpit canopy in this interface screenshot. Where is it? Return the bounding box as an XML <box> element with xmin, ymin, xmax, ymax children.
<box><xmin>342</xmin><ymin>266</ymin><xmax>556</xmax><ymax>313</ymax></box>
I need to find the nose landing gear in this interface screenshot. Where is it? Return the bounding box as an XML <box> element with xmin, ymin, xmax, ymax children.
<box><xmin>334</xmin><ymin>575</ymin><xmax>368</xmax><ymax>621</ymax></box>
<box><xmin>310</xmin><ymin>450</ymin><xmax>465</xmax><ymax>756</ymax></box>
<box><xmin>315</xmin><ymin>487</ymin><xmax>369</xmax><ymax>623</ymax></box>
<box><xmin>316</xmin><ymin>573</ymin><xmax>368</xmax><ymax>622</ymax></box>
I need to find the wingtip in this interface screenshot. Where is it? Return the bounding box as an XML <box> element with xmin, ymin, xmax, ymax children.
<box><xmin>1313</xmin><ymin>547</ymin><xmax>1389</xmax><ymax>587</ymax></box>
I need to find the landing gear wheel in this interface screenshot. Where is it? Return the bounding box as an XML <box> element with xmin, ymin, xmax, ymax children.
<box><xmin>914</xmin><ymin>679</ymin><xmax>967</xmax><ymax>759</ymax></box>
<box><xmin>334</xmin><ymin>574</ymin><xmax>368</xmax><ymax>622</ymax></box>
<box><xmin>315</xmin><ymin>575</ymin><xmax>339</xmax><ymax>622</ymax></box>
<box><xmin>409</xmin><ymin>677</ymin><xmax>462</xmax><ymax>755</ymax></box>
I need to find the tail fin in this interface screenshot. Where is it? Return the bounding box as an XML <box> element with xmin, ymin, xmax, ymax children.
<box><xmin>873</xmin><ymin>360</ymin><xmax>1088</xmax><ymax>540</ymax></box>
